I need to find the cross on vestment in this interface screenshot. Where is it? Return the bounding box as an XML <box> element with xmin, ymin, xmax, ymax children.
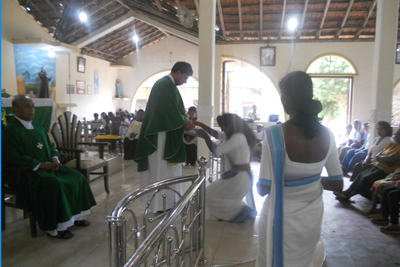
<box><xmin>37</xmin><ymin>142</ymin><xmax>43</xmax><ymax>149</ymax></box>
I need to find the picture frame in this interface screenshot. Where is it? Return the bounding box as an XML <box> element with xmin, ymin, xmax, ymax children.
<box><xmin>396</xmin><ymin>44</ymin><xmax>400</xmax><ymax>64</ymax></box>
<box><xmin>87</xmin><ymin>85</ymin><xmax>92</xmax><ymax>95</ymax></box>
<box><xmin>76</xmin><ymin>80</ymin><xmax>86</xmax><ymax>94</ymax></box>
<box><xmin>77</xmin><ymin>56</ymin><xmax>86</xmax><ymax>73</ymax></box>
<box><xmin>260</xmin><ymin>46</ymin><xmax>276</xmax><ymax>66</ymax></box>
<box><xmin>66</xmin><ymin>84</ymin><xmax>75</xmax><ymax>94</ymax></box>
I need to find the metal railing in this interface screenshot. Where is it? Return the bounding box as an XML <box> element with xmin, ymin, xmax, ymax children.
<box><xmin>208</xmin><ymin>151</ymin><xmax>224</xmax><ymax>183</ymax></box>
<box><xmin>108</xmin><ymin>158</ymin><xmax>208</xmax><ymax>267</ymax></box>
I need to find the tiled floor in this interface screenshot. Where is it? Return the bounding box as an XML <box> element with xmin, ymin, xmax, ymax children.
<box><xmin>2</xmin><ymin>159</ymin><xmax>400</xmax><ymax>267</ymax></box>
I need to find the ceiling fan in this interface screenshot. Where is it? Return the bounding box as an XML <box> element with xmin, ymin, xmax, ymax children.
<box><xmin>175</xmin><ymin>0</ymin><xmax>193</xmax><ymax>28</ymax></box>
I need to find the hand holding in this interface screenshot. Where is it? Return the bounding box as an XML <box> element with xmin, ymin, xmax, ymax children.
<box><xmin>40</xmin><ymin>162</ymin><xmax>56</xmax><ymax>171</ymax></box>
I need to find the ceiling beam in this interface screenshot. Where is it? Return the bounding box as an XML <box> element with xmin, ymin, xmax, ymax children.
<box><xmin>116</xmin><ymin>1</ymin><xmax>199</xmax><ymax>44</ymax></box>
<box><xmin>259</xmin><ymin>0</ymin><xmax>263</xmax><ymax>40</ymax></box>
<box><xmin>64</xmin><ymin>5</ymin><xmax>124</xmax><ymax>39</ymax></box>
<box><xmin>26</xmin><ymin>0</ymin><xmax>56</xmax><ymax>28</ymax></box>
<box><xmin>335</xmin><ymin>0</ymin><xmax>354</xmax><ymax>38</ymax></box>
<box><xmin>113</xmin><ymin>30</ymin><xmax>165</xmax><ymax>55</ymax></box>
<box><xmin>43</xmin><ymin>0</ymin><xmax>63</xmax><ymax>17</ymax></box>
<box><xmin>296</xmin><ymin>0</ymin><xmax>309</xmax><ymax>38</ymax></box>
<box><xmin>228</xmin><ymin>26</ymin><xmax>373</xmax><ymax>34</ymax></box>
<box><xmin>71</xmin><ymin>11</ymin><xmax>136</xmax><ymax>48</ymax></box>
<box><xmin>278</xmin><ymin>0</ymin><xmax>287</xmax><ymax>39</ymax></box>
<box><xmin>68</xmin><ymin>0</ymin><xmax>116</xmax><ymax>30</ymax></box>
<box><xmin>118</xmin><ymin>33</ymin><xmax>166</xmax><ymax>57</ymax></box>
<box><xmin>217</xmin><ymin>0</ymin><xmax>227</xmax><ymax>40</ymax></box>
<box><xmin>154</xmin><ymin>0</ymin><xmax>163</xmax><ymax>12</ymax></box>
<box><xmin>98</xmin><ymin>23</ymin><xmax>153</xmax><ymax>51</ymax></box>
<box><xmin>355</xmin><ymin>0</ymin><xmax>377</xmax><ymax>38</ymax></box>
<box><xmin>316</xmin><ymin>0</ymin><xmax>331</xmax><ymax>39</ymax></box>
<box><xmin>237</xmin><ymin>0</ymin><xmax>243</xmax><ymax>40</ymax></box>
<box><xmin>193</xmin><ymin>0</ymin><xmax>200</xmax><ymax>16</ymax></box>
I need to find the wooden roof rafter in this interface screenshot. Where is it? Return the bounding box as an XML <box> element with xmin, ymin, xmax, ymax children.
<box><xmin>278</xmin><ymin>0</ymin><xmax>287</xmax><ymax>39</ymax></box>
<box><xmin>64</xmin><ymin>3</ymin><xmax>125</xmax><ymax>39</ymax></box>
<box><xmin>296</xmin><ymin>0</ymin><xmax>309</xmax><ymax>39</ymax></box>
<box><xmin>335</xmin><ymin>0</ymin><xmax>354</xmax><ymax>38</ymax></box>
<box><xmin>119</xmin><ymin>32</ymin><xmax>167</xmax><ymax>58</ymax></box>
<box><xmin>26</xmin><ymin>0</ymin><xmax>57</xmax><ymax>30</ymax></box>
<box><xmin>217</xmin><ymin>0</ymin><xmax>227</xmax><ymax>40</ymax></box>
<box><xmin>114</xmin><ymin>30</ymin><xmax>166</xmax><ymax>56</ymax></box>
<box><xmin>316</xmin><ymin>0</ymin><xmax>331</xmax><ymax>39</ymax></box>
<box><xmin>99</xmin><ymin>24</ymin><xmax>155</xmax><ymax>52</ymax></box>
<box><xmin>237</xmin><ymin>0</ymin><xmax>243</xmax><ymax>40</ymax></box>
<box><xmin>259</xmin><ymin>0</ymin><xmax>263</xmax><ymax>40</ymax></box>
<box><xmin>355</xmin><ymin>0</ymin><xmax>377</xmax><ymax>38</ymax></box>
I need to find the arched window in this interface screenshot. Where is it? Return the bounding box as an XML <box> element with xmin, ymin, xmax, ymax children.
<box><xmin>131</xmin><ymin>71</ymin><xmax>199</xmax><ymax>112</ymax></box>
<box><xmin>306</xmin><ymin>55</ymin><xmax>356</xmax><ymax>135</ymax></box>
<box><xmin>222</xmin><ymin>59</ymin><xmax>283</xmax><ymax>121</ymax></box>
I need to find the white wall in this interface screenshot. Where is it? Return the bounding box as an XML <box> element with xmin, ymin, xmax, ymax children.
<box><xmin>56</xmin><ymin>53</ymin><xmax>119</xmax><ymax>120</ymax></box>
<box><xmin>116</xmin><ymin>36</ymin><xmax>199</xmax><ymax>112</ymax></box>
<box><xmin>215</xmin><ymin>42</ymin><xmax>400</xmax><ymax>123</ymax></box>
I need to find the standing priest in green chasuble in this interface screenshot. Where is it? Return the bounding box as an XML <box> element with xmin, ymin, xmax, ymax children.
<box><xmin>2</xmin><ymin>95</ymin><xmax>96</xmax><ymax>240</ymax></box>
<box><xmin>134</xmin><ymin>62</ymin><xmax>195</xmax><ymax>213</ymax></box>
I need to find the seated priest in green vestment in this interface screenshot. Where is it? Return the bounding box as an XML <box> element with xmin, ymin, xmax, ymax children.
<box><xmin>134</xmin><ymin>62</ymin><xmax>195</xmax><ymax>213</ymax></box>
<box><xmin>2</xmin><ymin>95</ymin><xmax>97</xmax><ymax>239</ymax></box>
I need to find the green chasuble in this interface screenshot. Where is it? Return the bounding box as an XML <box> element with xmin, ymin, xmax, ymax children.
<box><xmin>2</xmin><ymin>118</ymin><xmax>97</xmax><ymax>231</ymax></box>
<box><xmin>134</xmin><ymin>76</ymin><xmax>188</xmax><ymax>172</ymax></box>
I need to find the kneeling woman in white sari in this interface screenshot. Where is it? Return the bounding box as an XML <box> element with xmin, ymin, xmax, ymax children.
<box><xmin>195</xmin><ymin>114</ymin><xmax>256</xmax><ymax>223</ymax></box>
<box><xmin>257</xmin><ymin>71</ymin><xmax>343</xmax><ymax>267</ymax></box>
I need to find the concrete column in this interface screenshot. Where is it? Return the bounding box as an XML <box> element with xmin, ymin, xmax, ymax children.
<box><xmin>197</xmin><ymin>0</ymin><xmax>216</xmax><ymax>163</ymax></box>
<box><xmin>369</xmin><ymin>0</ymin><xmax>399</xmax><ymax>140</ymax></box>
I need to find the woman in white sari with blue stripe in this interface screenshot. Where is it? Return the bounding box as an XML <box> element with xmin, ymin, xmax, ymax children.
<box><xmin>257</xmin><ymin>71</ymin><xmax>343</xmax><ymax>267</ymax></box>
<box><xmin>195</xmin><ymin>114</ymin><xmax>257</xmax><ymax>223</ymax></box>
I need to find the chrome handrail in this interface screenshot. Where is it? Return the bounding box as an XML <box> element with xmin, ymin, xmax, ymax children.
<box><xmin>108</xmin><ymin>157</ymin><xmax>208</xmax><ymax>267</ymax></box>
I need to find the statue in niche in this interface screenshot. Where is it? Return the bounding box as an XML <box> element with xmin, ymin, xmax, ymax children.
<box><xmin>116</xmin><ymin>79</ymin><xmax>122</xmax><ymax>98</ymax></box>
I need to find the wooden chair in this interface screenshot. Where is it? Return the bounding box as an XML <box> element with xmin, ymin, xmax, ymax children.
<box><xmin>51</xmin><ymin>112</ymin><xmax>110</xmax><ymax>194</ymax></box>
<box><xmin>1</xmin><ymin>172</ymin><xmax>37</xmax><ymax>238</ymax></box>
<box><xmin>94</xmin><ymin>117</ymin><xmax>123</xmax><ymax>154</ymax></box>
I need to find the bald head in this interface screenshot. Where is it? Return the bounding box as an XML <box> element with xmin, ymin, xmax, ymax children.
<box><xmin>12</xmin><ymin>95</ymin><xmax>35</xmax><ymax>121</ymax></box>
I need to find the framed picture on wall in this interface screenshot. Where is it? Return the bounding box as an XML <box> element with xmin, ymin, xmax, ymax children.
<box><xmin>77</xmin><ymin>56</ymin><xmax>86</xmax><ymax>73</ymax></box>
<box><xmin>87</xmin><ymin>85</ymin><xmax>92</xmax><ymax>95</ymax></box>
<box><xmin>66</xmin><ymin>84</ymin><xmax>75</xmax><ymax>94</ymax></box>
<box><xmin>396</xmin><ymin>44</ymin><xmax>400</xmax><ymax>64</ymax></box>
<box><xmin>260</xmin><ymin>46</ymin><xmax>276</xmax><ymax>66</ymax></box>
<box><xmin>76</xmin><ymin>80</ymin><xmax>86</xmax><ymax>94</ymax></box>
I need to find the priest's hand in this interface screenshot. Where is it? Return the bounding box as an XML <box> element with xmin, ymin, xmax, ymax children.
<box><xmin>183</xmin><ymin>120</ymin><xmax>194</xmax><ymax>130</ymax></box>
<box><xmin>51</xmin><ymin>158</ymin><xmax>61</xmax><ymax>171</ymax></box>
<box><xmin>40</xmin><ymin>162</ymin><xmax>57</xmax><ymax>171</ymax></box>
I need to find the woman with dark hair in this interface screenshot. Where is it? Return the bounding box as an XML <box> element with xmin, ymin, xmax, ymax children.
<box><xmin>341</xmin><ymin>121</ymin><xmax>393</xmax><ymax>176</ymax></box>
<box><xmin>195</xmin><ymin>113</ymin><xmax>257</xmax><ymax>223</ymax></box>
<box><xmin>257</xmin><ymin>71</ymin><xmax>343</xmax><ymax>267</ymax></box>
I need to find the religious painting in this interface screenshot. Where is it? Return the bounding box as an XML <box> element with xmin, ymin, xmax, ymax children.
<box><xmin>13</xmin><ymin>44</ymin><xmax>57</xmax><ymax>101</ymax></box>
<box><xmin>396</xmin><ymin>44</ymin><xmax>400</xmax><ymax>64</ymax></box>
<box><xmin>76</xmin><ymin>80</ymin><xmax>86</xmax><ymax>94</ymax></box>
<box><xmin>87</xmin><ymin>85</ymin><xmax>92</xmax><ymax>95</ymax></box>
<box><xmin>77</xmin><ymin>56</ymin><xmax>86</xmax><ymax>73</ymax></box>
<box><xmin>260</xmin><ymin>46</ymin><xmax>276</xmax><ymax>67</ymax></box>
<box><xmin>94</xmin><ymin>70</ymin><xmax>99</xmax><ymax>94</ymax></box>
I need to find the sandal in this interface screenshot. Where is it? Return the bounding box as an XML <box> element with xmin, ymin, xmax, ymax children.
<box><xmin>74</xmin><ymin>220</ymin><xmax>90</xmax><ymax>227</ymax></box>
<box><xmin>371</xmin><ymin>216</ymin><xmax>389</xmax><ymax>226</ymax></box>
<box><xmin>47</xmin><ymin>230</ymin><xmax>74</xmax><ymax>239</ymax></box>
<box><xmin>380</xmin><ymin>225</ymin><xmax>400</xmax><ymax>234</ymax></box>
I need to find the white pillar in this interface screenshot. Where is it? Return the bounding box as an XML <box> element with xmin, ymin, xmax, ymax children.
<box><xmin>369</xmin><ymin>0</ymin><xmax>399</xmax><ymax>139</ymax></box>
<box><xmin>197</xmin><ymin>0</ymin><xmax>216</xmax><ymax>162</ymax></box>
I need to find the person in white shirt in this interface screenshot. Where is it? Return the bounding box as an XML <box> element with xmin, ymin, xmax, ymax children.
<box><xmin>124</xmin><ymin>109</ymin><xmax>144</xmax><ymax>160</ymax></box>
<box><xmin>246</xmin><ymin>104</ymin><xmax>260</xmax><ymax>121</ymax></box>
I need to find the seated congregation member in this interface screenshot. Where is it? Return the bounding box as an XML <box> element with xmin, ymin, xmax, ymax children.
<box><xmin>334</xmin><ymin>129</ymin><xmax>400</xmax><ymax>202</ymax></box>
<box><xmin>337</xmin><ymin>124</ymin><xmax>353</xmax><ymax>151</ymax></box>
<box><xmin>2</xmin><ymin>95</ymin><xmax>97</xmax><ymax>239</ymax></box>
<box><xmin>184</xmin><ymin>106</ymin><xmax>198</xmax><ymax>166</ymax></box>
<box><xmin>368</xmin><ymin>169</ymin><xmax>400</xmax><ymax>215</ymax></box>
<box><xmin>91</xmin><ymin>113</ymin><xmax>102</xmax><ymax>133</ymax></box>
<box><xmin>246</xmin><ymin>104</ymin><xmax>260</xmax><ymax>121</ymax></box>
<box><xmin>253</xmin><ymin>124</ymin><xmax>264</xmax><ymax>161</ymax></box>
<box><xmin>342</xmin><ymin>121</ymin><xmax>393</xmax><ymax>176</ymax></box>
<box><xmin>124</xmin><ymin>109</ymin><xmax>144</xmax><ymax>160</ymax></box>
<box><xmin>195</xmin><ymin>113</ymin><xmax>256</xmax><ymax>223</ymax></box>
<box><xmin>370</xmin><ymin>184</ymin><xmax>400</xmax><ymax>234</ymax></box>
<box><xmin>119</xmin><ymin>113</ymin><xmax>131</xmax><ymax>139</ymax></box>
<box><xmin>339</xmin><ymin>119</ymin><xmax>366</xmax><ymax>161</ymax></box>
